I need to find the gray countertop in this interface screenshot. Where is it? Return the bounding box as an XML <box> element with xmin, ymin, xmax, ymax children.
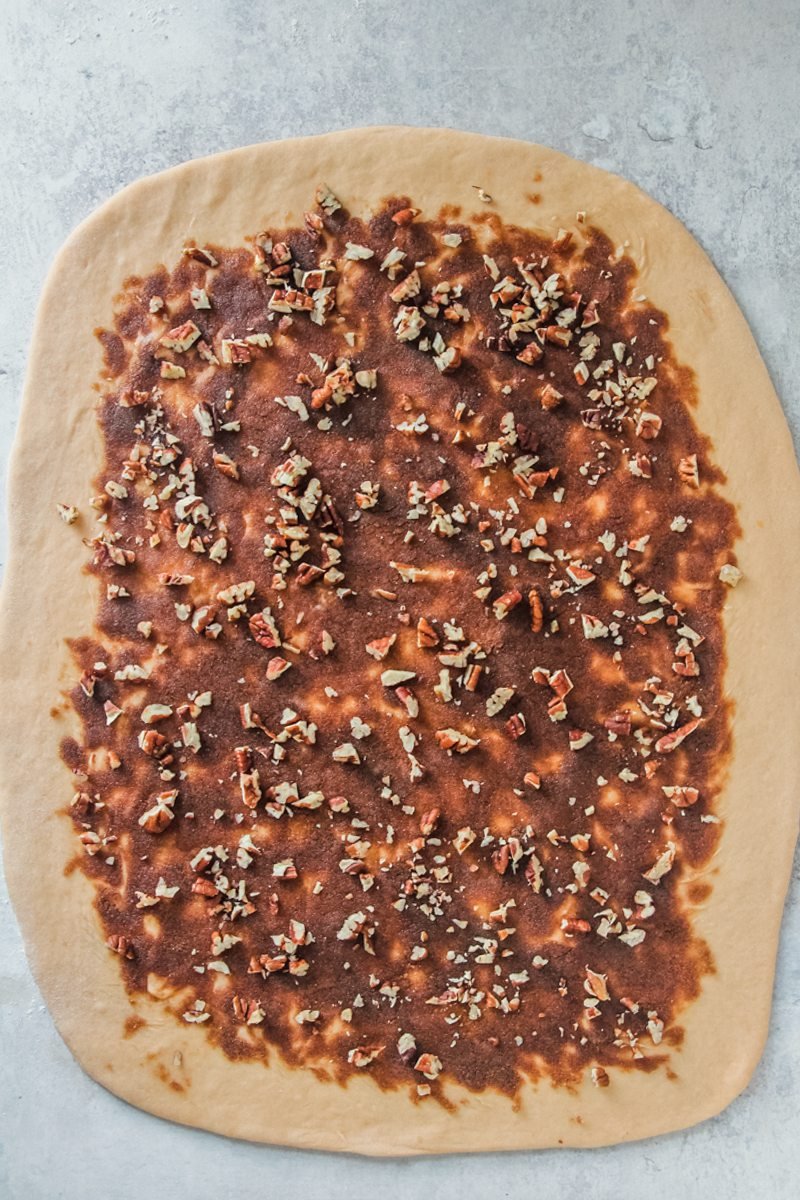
<box><xmin>1</xmin><ymin>2</ymin><xmax>798</xmax><ymax>1196</ymax></box>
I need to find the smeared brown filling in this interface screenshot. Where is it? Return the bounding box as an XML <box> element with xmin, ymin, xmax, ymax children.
<box><xmin>62</xmin><ymin>186</ymin><xmax>739</xmax><ymax>1101</ymax></box>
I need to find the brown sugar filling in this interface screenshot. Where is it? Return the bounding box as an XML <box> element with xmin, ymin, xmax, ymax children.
<box><xmin>62</xmin><ymin>186</ymin><xmax>740</xmax><ymax>1101</ymax></box>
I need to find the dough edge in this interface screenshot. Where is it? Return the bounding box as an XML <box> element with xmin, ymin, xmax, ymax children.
<box><xmin>1</xmin><ymin>125</ymin><xmax>798</xmax><ymax>1154</ymax></box>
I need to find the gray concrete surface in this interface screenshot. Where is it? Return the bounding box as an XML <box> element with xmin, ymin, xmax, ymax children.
<box><xmin>0</xmin><ymin>2</ymin><xmax>798</xmax><ymax>1197</ymax></box>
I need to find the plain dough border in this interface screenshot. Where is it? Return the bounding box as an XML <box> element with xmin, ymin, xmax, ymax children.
<box><xmin>1</xmin><ymin>126</ymin><xmax>798</xmax><ymax>1155</ymax></box>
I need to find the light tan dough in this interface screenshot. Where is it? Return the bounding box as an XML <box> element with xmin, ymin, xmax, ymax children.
<box><xmin>1</xmin><ymin>127</ymin><xmax>798</xmax><ymax>1154</ymax></box>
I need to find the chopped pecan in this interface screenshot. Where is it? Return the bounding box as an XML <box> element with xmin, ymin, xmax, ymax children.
<box><xmin>366</xmin><ymin>634</ymin><xmax>396</xmax><ymax>660</ymax></box>
<box><xmin>678</xmin><ymin>454</ymin><xmax>699</xmax><ymax>487</ymax></box>
<box><xmin>662</xmin><ymin>785</ymin><xmax>700</xmax><ymax>808</ymax></box>
<box><xmin>419</xmin><ymin>807</ymin><xmax>441</xmax><ymax>835</ymax></box>
<box><xmin>543</xmin><ymin>325</ymin><xmax>572</xmax><ymax>347</ymax></box>
<box><xmin>348</xmin><ymin>1046</ymin><xmax>383</xmax><ymax>1068</ymax></box>
<box><xmin>392</xmin><ymin>207</ymin><xmax>420</xmax><ymax>226</ymax></box>
<box><xmin>397</xmin><ymin>1032</ymin><xmax>417</xmax><ymax>1063</ymax></box>
<box><xmin>655</xmin><ymin>719</ymin><xmax>700</xmax><ymax>754</ymax></box>
<box><xmin>561</xmin><ymin>917</ymin><xmax>591</xmax><ymax>935</ymax></box>
<box><xmin>435</xmin><ymin>728</ymin><xmax>480</xmax><ymax>753</ymax></box>
<box><xmin>493</xmin><ymin>589</ymin><xmax>522</xmax><ymax>620</ymax></box>
<box><xmin>414</xmin><ymin>1053</ymin><xmax>442</xmax><ymax>1080</ymax></box>
<box><xmin>295</xmin><ymin>563</ymin><xmax>324</xmax><ymax>587</ymax></box>
<box><xmin>528</xmin><ymin>586</ymin><xmax>544</xmax><ymax>632</ymax></box>
<box><xmin>416</xmin><ymin>617</ymin><xmax>439</xmax><ymax>648</ymax></box>
<box><xmin>138</xmin><ymin>789</ymin><xmax>178</xmax><ymax>833</ymax></box>
<box><xmin>138</xmin><ymin>729</ymin><xmax>170</xmax><ymax>759</ymax></box>
<box><xmin>249</xmin><ymin>611</ymin><xmax>281</xmax><ymax>649</ymax></box>
<box><xmin>234</xmin><ymin>746</ymin><xmax>253</xmax><ymax>773</ymax></box>
<box><xmin>525</xmin><ymin>852</ymin><xmax>544</xmax><ymax>893</ymax></box>
<box><xmin>604</xmin><ymin>711</ymin><xmax>632</xmax><ymax>736</ymax></box>
<box><xmin>492</xmin><ymin>845</ymin><xmax>510</xmax><ymax>875</ymax></box>
<box><xmin>232</xmin><ymin>996</ymin><xmax>265</xmax><ymax>1025</ymax></box>
<box><xmin>505</xmin><ymin>712</ymin><xmax>527</xmax><ymax>740</ymax></box>
<box><xmin>240</xmin><ymin>768</ymin><xmax>262</xmax><ymax>809</ymax></box>
<box><xmin>539</xmin><ymin>383</ymin><xmax>563</xmax><ymax>410</ymax></box>
<box><xmin>106</xmin><ymin>934</ymin><xmax>135</xmax><ymax>959</ymax></box>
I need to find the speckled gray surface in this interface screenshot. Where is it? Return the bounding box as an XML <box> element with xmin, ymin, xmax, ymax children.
<box><xmin>1</xmin><ymin>2</ymin><xmax>798</xmax><ymax>1197</ymax></box>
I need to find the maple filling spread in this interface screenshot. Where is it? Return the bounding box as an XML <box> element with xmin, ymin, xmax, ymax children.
<box><xmin>62</xmin><ymin>185</ymin><xmax>740</xmax><ymax>1100</ymax></box>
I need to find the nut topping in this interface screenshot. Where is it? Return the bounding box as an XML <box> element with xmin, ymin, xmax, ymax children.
<box><xmin>67</xmin><ymin>187</ymin><xmax>738</xmax><ymax>1102</ymax></box>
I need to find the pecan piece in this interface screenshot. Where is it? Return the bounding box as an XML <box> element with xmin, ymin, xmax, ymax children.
<box><xmin>435</xmin><ymin>728</ymin><xmax>480</xmax><ymax>754</ymax></box>
<box><xmin>416</xmin><ymin>617</ymin><xmax>439</xmax><ymax>648</ymax></box>
<box><xmin>240</xmin><ymin>768</ymin><xmax>262</xmax><ymax>809</ymax></box>
<box><xmin>525</xmin><ymin>852</ymin><xmax>544</xmax><ymax>893</ymax></box>
<box><xmin>234</xmin><ymin>746</ymin><xmax>253</xmax><ymax>773</ymax></box>
<box><xmin>463</xmin><ymin>664</ymin><xmax>483</xmax><ymax>692</ymax></box>
<box><xmin>492</xmin><ymin>845</ymin><xmax>510</xmax><ymax>875</ymax></box>
<box><xmin>419</xmin><ymin>807</ymin><xmax>441</xmax><ymax>836</ymax></box>
<box><xmin>414</xmin><ymin>1053</ymin><xmax>443</xmax><ymax>1080</ymax></box>
<box><xmin>635</xmin><ymin>411</ymin><xmax>662</xmax><ymax>440</ymax></box>
<box><xmin>581</xmin><ymin>299</ymin><xmax>600</xmax><ymax>327</ymax></box>
<box><xmin>434</xmin><ymin>345</ymin><xmax>462</xmax><ymax>374</ymax></box>
<box><xmin>192</xmin><ymin>878</ymin><xmax>220</xmax><ymax>898</ymax></box>
<box><xmin>348</xmin><ymin>1046</ymin><xmax>383</xmax><ymax>1068</ymax></box>
<box><xmin>604</xmin><ymin>711</ymin><xmax>632</xmax><ymax>736</ymax></box>
<box><xmin>138</xmin><ymin>789</ymin><xmax>178</xmax><ymax>833</ymax></box>
<box><xmin>539</xmin><ymin>383</ymin><xmax>563</xmax><ymax>410</ymax></box>
<box><xmin>366</xmin><ymin>634</ymin><xmax>396</xmax><ymax>661</ymax></box>
<box><xmin>561</xmin><ymin>917</ymin><xmax>591</xmax><ymax>935</ymax></box>
<box><xmin>678</xmin><ymin>454</ymin><xmax>699</xmax><ymax>488</ymax></box>
<box><xmin>505</xmin><ymin>712</ymin><xmax>527</xmax><ymax>740</ymax></box>
<box><xmin>516</xmin><ymin>341</ymin><xmax>544</xmax><ymax>366</ymax></box>
<box><xmin>543</xmin><ymin>325</ymin><xmax>572</xmax><ymax>347</ymax></box>
<box><xmin>655</xmin><ymin>719</ymin><xmax>700</xmax><ymax>754</ymax></box>
<box><xmin>397</xmin><ymin>1032</ymin><xmax>417</xmax><ymax>1064</ymax></box>
<box><xmin>107</xmin><ymin>934</ymin><xmax>135</xmax><ymax>959</ymax></box>
<box><xmin>232</xmin><ymin>996</ymin><xmax>265</xmax><ymax>1025</ymax></box>
<box><xmin>138</xmin><ymin>729</ymin><xmax>170</xmax><ymax>759</ymax></box>
<box><xmin>391</xmin><ymin>207</ymin><xmax>420</xmax><ymax>226</ymax></box>
<box><xmin>249</xmin><ymin>611</ymin><xmax>281</xmax><ymax>649</ymax></box>
<box><xmin>662</xmin><ymin>785</ymin><xmax>700</xmax><ymax>808</ymax></box>
<box><xmin>295</xmin><ymin>563</ymin><xmax>324</xmax><ymax>587</ymax></box>
<box><xmin>528</xmin><ymin>586</ymin><xmax>544</xmax><ymax>632</ymax></box>
<box><xmin>492</xmin><ymin>589</ymin><xmax>522</xmax><ymax>620</ymax></box>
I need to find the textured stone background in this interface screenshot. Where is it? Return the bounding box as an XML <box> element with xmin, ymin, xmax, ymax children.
<box><xmin>0</xmin><ymin>2</ymin><xmax>797</xmax><ymax>1197</ymax></box>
